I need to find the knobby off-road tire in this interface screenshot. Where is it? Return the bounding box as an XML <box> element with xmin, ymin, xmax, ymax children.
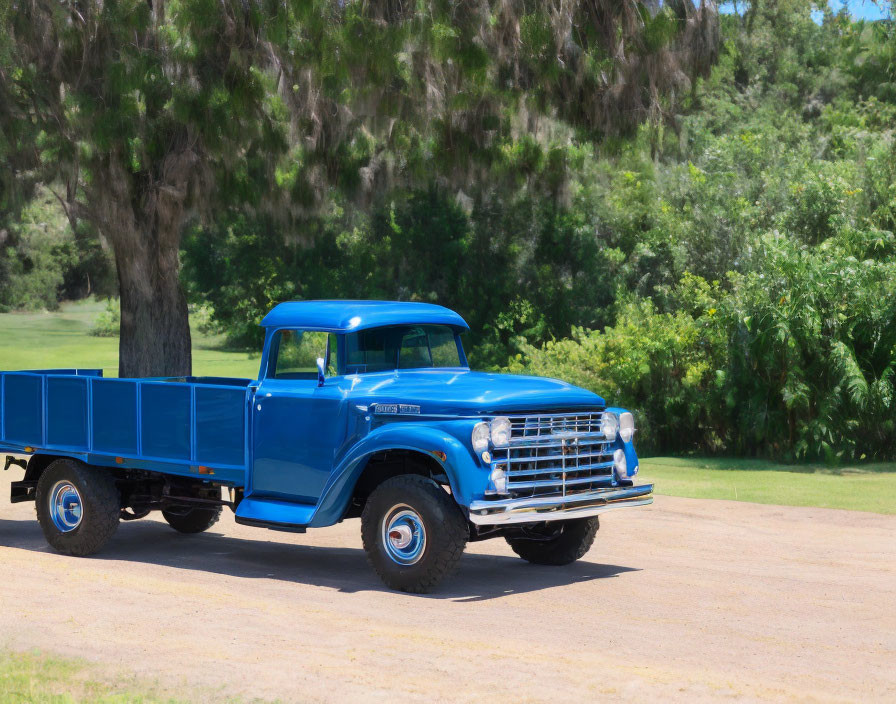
<box><xmin>361</xmin><ymin>475</ymin><xmax>468</xmax><ymax>593</ymax></box>
<box><xmin>505</xmin><ymin>517</ymin><xmax>599</xmax><ymax>566</ymax></box>
<box><xmin>161</xmin><ymin>506</ymin><xmax>222</xmax><ymax>534</ymax></box>
<box><xmin>35</xmin><ymin>459</ymin><xmax>121</xmax><ymax>556</ymax></box>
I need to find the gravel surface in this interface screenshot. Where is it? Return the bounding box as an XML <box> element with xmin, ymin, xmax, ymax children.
<box><xmin>1</xmin><ymin>470</ymin><xmax>893</xmax><ymax>703</ymax></box>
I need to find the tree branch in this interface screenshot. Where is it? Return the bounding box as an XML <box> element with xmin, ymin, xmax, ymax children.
<box><xmin>47</xmin><ymin>184</ymin><xmax>84</xmax><ymax>234</ymax></box>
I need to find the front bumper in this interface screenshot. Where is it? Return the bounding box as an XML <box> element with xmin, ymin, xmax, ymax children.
<box><xmin>467</xmin><ymin>483</ymin><xmax>654</xmax><ymax>526</ymax></box>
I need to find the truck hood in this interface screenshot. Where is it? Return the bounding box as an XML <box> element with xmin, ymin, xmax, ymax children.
<box><xmin>339</xmin><ymin>369</ymin><xmax>604</xmax><ymax>415</ymax></box>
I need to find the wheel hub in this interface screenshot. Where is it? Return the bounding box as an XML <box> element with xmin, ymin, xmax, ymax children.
<box><xmin>382</xmin><ymin>506</ymin><xmax>426</xmax><ymax>565</ymax></box>
<box><xmin>388</xmin><ymin>525</ymin><xmax>413</xmax><ymax>549</ymax></box>
<box><xmin>49</xmin><ymin>481</ymin><xmax>83</xmax><ymax>533</ymax></box>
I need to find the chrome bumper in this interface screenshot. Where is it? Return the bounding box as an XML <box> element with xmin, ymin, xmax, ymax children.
<box><xmin>467</xmin><ymin>484</ymin><xmax>654</xmax><ymax>526</ymax></box>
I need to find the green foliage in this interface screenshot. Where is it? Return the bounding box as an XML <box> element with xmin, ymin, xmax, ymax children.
<box><xmin>183</xmin><ymin>186</ymin><xmax>622</xmax><ymax>365</ymax></box>
<box><xmin>0</xmin><ymin>186</ymin><xmax>116</xmax><ymax>312</ymax></box>
<box><xmin>90</xmin><ymin>299</ymin><xmax>120</xmax><ymax>337</ymax></box>
<box><xmin>723</xmin><ymin>232</ymin><xmax>896</xmax><ymax>461</ymax></box>
<box><xmin>508</xmin><ymin>278</ymin><xmax>728</xmax><ymax>455</ymax></box>
<box><xmin>0</xmin><ymin>187</ymin><xmax>76</xmax><ymax>311</ymax></box>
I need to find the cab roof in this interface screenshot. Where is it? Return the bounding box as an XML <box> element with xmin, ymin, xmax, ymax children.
<box><xmin>261</xmin><ymin>300</ymin><xmax>469</xmax><ymax>333</ymax></box>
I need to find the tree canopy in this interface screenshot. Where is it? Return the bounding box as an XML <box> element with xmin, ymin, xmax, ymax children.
<box><xmin>0</xmin><ymin>0</ymin><xmax>718</xmax><ymax>375</ymax></box>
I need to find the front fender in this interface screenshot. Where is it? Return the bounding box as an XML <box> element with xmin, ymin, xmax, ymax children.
<box><xmin>307</xmin><ymin>423</ymin><xmax>481</xmax><ymax>527</ymax></box>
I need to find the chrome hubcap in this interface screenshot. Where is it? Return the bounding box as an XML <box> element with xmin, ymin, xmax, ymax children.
<box><xmin>382</xmin><ymin>505</ymin><xmax>426</xmax><ymax>565</ymax></box>
<box><xmin>389</xmin><ymin>525</ymin><xmax>413</xmax><ymax>549</ymax></box>
<box><xmin>49</xmin><ymin>480</ymin><xmax>83</xmax><ymax>533</ymax></box>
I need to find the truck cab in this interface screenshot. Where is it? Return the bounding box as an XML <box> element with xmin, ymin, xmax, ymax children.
<box><xmin>3</xmin><ymin>300</ymin><xmax>653</xmax><ymax>593</ymax></box>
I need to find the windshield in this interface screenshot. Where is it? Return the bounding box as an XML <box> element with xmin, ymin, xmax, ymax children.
<box><xmin>344</xmin><ymin>325</ymin><xmax>463</xmax><ymax>374</ymax></box>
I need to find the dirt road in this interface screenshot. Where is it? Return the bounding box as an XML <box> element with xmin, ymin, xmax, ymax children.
<box><xmin>1</xmin><ymin>470</ymin><xmax>893</xmax><ymax>703</ymax></box>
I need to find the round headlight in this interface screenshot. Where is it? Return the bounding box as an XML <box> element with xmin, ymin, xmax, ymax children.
<box><xmin>490</xmin><ymin>416</ymin><xmax>512</xmax><ymax>447</ymax></box>
<box><xmin>619</xmin><ymin>412</ymin><xmax>635</xmax><ymax>443</ymax></box>
<box><xmin>601</xmin><ymin>413</ymin><xmax>619</xmax><ymax>442</ymax></box>
<box><xmin>471</xmin><ymin>422</ymin><xmax>490</xmax><ymax>453</ymax></box>
<box><xmin>613</xmin><ymin>448</ymin><xmax>628</xmax><ymax>479</ymax></box>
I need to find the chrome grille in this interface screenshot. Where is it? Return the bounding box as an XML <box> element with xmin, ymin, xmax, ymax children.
<box><xmin>492</xmin><ymin>411</ymin><xmax>615</xmax><ymax>498</ymax></box>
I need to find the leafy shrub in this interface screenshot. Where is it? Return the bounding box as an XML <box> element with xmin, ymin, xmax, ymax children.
<box><xmin>0</xmin><ymin>188</ymin><xmax>76</xmax><ymax>311</ymax></box>
<box><xmin>90</xmin><ymin>299</ymin><xmax>120</xmax><ymax>337</ymax></box>
<box><xmin>722</xmin><ymin>232</ymin><xmax>896</xmax><ymax>461</ymax></box>
<box><xmin>513</xmin><ymin>234</ymin><xmax>896</xmax><ymax>462</ymax></box>
<box><xmin>508</xmin><ymin>276</ymin><xmax>727</xmax><ymax>455</ymax></box>
<box><xmin>0</xmin><ymin>186</ymin><xmax>116</xmax><ymax>312</ymax></box>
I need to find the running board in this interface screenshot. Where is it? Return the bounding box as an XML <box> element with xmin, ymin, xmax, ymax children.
<box><xmin>234</xmin><ymin>496</ymin><xmax>315</xmax><ymax>533</ymax></box>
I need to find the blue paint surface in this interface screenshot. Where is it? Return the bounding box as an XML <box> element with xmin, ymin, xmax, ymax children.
<box><xmin>251</xmin><ymin>378</ymin><xmax>348</xmax><ymax>503</ymax></box>
<box><xmin>195</xmin><ymin>386</ymin><xmax>247</xmax><ymax>466</ymax></box>
<box><xmin>47</xmin><ymin>376</ymin><xmax>89</xmax><ymax>449</ymax></box>
<box><xmin>141</xmin><ymin>383</ymin><xmax>192</xmax><ymax>460</ymax></box>
<box><xmin>328</xmin><ymin>368</ymin><xmax>606</xmax><ymax>413</ymax></box>
<box><xmin>92</xmin><ymin>379</ymin><xmax>138</xmax><ymax>454</ymax></box>
<box><xmin>3</xmin><ymin>374</ymin><xmax>43</xmax><ymax>444</ymax></box>
<box><xmin>0</xmin><ymin>372</ymin><xmax>249</xmax><ymax>484</ymax></box>
<box><xmin>261</xmin><ymin>300</ymin><xmax>469</xmax><ymax>332</ymax></box>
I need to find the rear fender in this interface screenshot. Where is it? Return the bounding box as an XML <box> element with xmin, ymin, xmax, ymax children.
<box><xmin>10</xmin><ymin>453</ymin><xmax>75</xmax><ymax>503</ymax></box>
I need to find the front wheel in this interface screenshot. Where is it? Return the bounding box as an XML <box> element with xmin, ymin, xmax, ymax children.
<box><xmin>361</xmin><ymin>475</ymin><xmax>468</xmax><ymax>593</ymax></box>
<box><xmin>505</xmin><ymin>517</ymin><xmax>599</xmax><ymax>566</ymax></box>
<box><xmin>35</xmin><ymin>459</ymin><xmax>121</xmax><ymax>556</ymax></box>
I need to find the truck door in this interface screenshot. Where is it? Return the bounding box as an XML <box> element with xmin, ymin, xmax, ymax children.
<box><xmin>250</xmin><ymin>329</ymin><xmax>345</xmax><ymax>503</ymax></box>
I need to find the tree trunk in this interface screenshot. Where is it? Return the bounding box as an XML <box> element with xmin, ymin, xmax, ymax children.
<box><xmin>115</xmin><ymin>230</ymin><xmax>192</xmax><ymax>378</ymax></box>
<box><xmin>94</xmin><ymin>156</ymin><xmax>196</xmax><ymax>379</ymax></box>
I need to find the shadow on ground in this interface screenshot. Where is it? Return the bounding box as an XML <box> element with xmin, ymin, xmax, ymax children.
<box><xmin>0</xmin><ymin>517</ymin><xmax>638</xmax><ymax>602</ymax></box>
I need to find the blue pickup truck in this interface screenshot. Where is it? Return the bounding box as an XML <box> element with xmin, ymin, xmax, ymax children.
<box><xmin>1</xmin><ymin>300</ymin><xmax>652</xmax><ymax>592</ymax></box>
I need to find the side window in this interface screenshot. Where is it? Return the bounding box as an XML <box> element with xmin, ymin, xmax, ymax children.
<box><xmin>270</xmin><ymin>330</ymin><xmax>338</xmax><ymax>380</ymax></box>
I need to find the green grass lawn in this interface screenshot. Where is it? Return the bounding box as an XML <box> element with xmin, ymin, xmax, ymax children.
<box><xmin>0</xmin><ymin>299</ymin><xmax>261</xmax><ymax>379</ymax></box>
<box><xmin>0</xmin><ymin>649</ymin><xmax>180</xmax><ymax>704</ymax></box>
<box><xmin>640</xmin><ymin>456</ymin><xmax>896</xmax><ymax>515</ymax></box>
<box><xmin>0</xmin><ymin>649</ymin><xmax>247</xmax><ymax>703</ymax></box>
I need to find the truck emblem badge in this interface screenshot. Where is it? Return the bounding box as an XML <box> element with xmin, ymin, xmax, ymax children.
<box><xmin>374</xmin><ymin>403</ymin><xmax>421</xmax><ymax>415</ymax></box>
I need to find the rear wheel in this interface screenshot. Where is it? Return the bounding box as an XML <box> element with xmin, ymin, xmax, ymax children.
<box><xmin>162</xmin><ymin>506</ymin><xmax>222</xmax><ymax>534</ymax></box>
<box><xmin>505</xmin><ymin>517</ymin><xmax>599</xmax><ymax>566</ymax></box>
<box><xmin>35</xmin><ymin>459</ymin><xmax>121</xmax><ymax>556</ymax></box>
<box><xmin>361</xmin><ymin>475</ymin><xmax>468</xmax><ymax>593</ymax></box>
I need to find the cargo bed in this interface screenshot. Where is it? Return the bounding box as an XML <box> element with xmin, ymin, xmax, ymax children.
<box><xmin>0</xmin><ymin>369</ymin><xmax>251</xmax><ymax>485</ymax></box>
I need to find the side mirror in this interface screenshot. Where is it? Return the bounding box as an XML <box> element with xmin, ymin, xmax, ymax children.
<box><xmin>316</xmin><ymin>357</ymin><xmax>326</xmax><ymax>387</ymax></box>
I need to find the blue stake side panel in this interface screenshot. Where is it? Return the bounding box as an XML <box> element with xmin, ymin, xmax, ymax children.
<box><xmin>0</xmin><ymin>370</ymin><xmax>251</xmax><ymax>484</ymax></box>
